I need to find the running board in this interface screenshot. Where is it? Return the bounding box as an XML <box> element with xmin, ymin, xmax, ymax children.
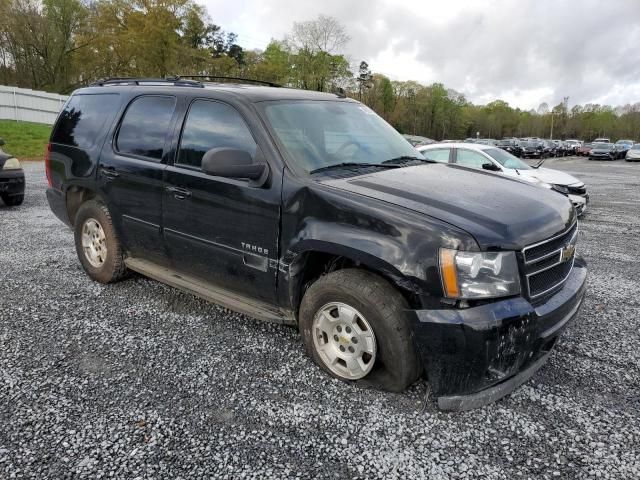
<box><xmin>124</xmin><ymin>257</ymin><xmax>294</xmax><ymax>326</ymax></box>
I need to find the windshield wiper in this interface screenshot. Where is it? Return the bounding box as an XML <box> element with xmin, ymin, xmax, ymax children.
<box><xmin>382</xmin><ymin>155</ymin><xmax>436</xmax><ymax>165</ymax></box>
<box><xmin>309</xmin><ymin>162</ymin><xmax>402</xmax><ymax>175</ymax></box>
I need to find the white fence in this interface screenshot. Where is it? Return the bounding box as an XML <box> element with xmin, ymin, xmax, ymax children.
<box><xmin>0</xmin><ymin>85</ymin><xmax>68</xmax><ymax>125</ymax></box>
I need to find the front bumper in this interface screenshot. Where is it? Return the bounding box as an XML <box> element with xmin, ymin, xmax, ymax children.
<box><xmin>589</xmin><ymin>153</ymin><xmax>615</xmax><ymax>160</ymax></box>
<box><xmin>410</xmin><ymin>259</ymin><xmax>587</xmax><ymax>411</ymax></box>
<box><xmin>0</xmin><ymin>168</ymin><xmax>25</xmax><ymax>197</ymax></box>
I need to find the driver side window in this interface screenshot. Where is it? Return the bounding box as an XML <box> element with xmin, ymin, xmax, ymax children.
<box><xmin>455</xmin><ymin>149</ymin><xmax>490</xmax><ymax>169</ymax></box>
<box><xmin>177</xmin><ymin>100</ymin><xmax>257</xmax><ymax>169</ymax></box>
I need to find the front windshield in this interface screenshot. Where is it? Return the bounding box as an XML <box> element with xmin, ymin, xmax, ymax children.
<box><xmin>616</xmin><ymin>140</ymin><xmax>632</xmax><ymax>145</ymax></box>
<box><xmin>632</xmin><ymin>144</ymin><xmax>640</xmax><ymax>150</ymax></box>
<box><xmin>262</xmin><ymin>101</ymin><xmax>419</xmax><ymax>173</ymax></box>
<box><xmin>595</xmin><ymin>143</ymin><xmax>613</xmax><ymax>150</ymax></box>
<box><xmin>484</xmin><ymin>148</ymin><xmax>532</xmax><ymax>170</ymax></box>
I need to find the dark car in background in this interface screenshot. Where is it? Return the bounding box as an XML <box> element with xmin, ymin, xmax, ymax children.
<box><xmin>0</xmin><ymin>138</ymin><xmax>25</xmax><ymax>206</ymax></box>
<box><xmin>588</xmin><ymin>143</ymin><xmax>616</xmax><ymax>160</ymax></box>
<box><xmin>577</xmin><ymin>143</ymin><xmax>593</xmax><ymax>157</ymax></box>
<box><xmin>614</xmin><ymin>139</ymin><xmax>634</xmax><ymax>159</ymax></box>
<box><xmin>541</xmin><ymin>140</ymin><xmax>556</xmax><ymax>157</ymax></box>
<box><xmin>625</xmin><ymin>143</ymin><xmax>640</xmax><ymax>162</ymax></box>
<box><xmin>496</xmin><ymin>138</ymin><xmax>523</xmax><ymax>157</ymax></box>
<box><xmin>520</xmin><ymin>139</ymin><xmax>545</xmax><ymax>158</ymax></box>
<box><xmin>44</xmin><ymin>77</ymin><xmax>587</xmax><ymax>411</ymax></box>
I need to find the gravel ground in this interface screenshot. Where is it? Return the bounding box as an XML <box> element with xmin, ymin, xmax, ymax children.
<box><xmin>1</xmin><ymin>158</ymin><xmax>639</xmax><ymax>479</ymax></box>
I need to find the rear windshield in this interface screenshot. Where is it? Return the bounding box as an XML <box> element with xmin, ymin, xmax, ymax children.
<box><xmin>51</xmin><ymin>93</ymin><xmax>120</xmax><ymax>149</ymax></box>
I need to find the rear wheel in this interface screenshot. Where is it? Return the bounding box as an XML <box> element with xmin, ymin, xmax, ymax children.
<box><xmin>74</xmin><ymin>200</ymin><xmax>128</xmax><ymax>283</ymax></box>
<box><xmin>299</xmin><ymin>269</ymin><xmax>422</xmax><ymax>392</ymax></box>
<box><xmin>1</xmin><ymin>194</ymin><xmax>24</xmax><ymax>206</ymax></box>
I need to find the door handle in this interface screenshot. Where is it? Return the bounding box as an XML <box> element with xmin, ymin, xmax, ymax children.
<box><xmin>100</xmin><ymin>166</ymin><xmax>119</xmax><ymax>179</ymax></box>
<box><xmin>166</xmin><ymin>186</ymin><xmax>192</xmax><ymax>200</ymax></box>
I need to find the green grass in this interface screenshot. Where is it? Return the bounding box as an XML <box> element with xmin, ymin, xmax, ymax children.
<box><xmin>0</xmin><ymin>120</ymin><xmax>52</xmax><ymax>159</ymax></box>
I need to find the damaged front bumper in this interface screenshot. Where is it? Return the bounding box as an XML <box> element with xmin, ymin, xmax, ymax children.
<box><xmin>410</xmin><ymin>258</ymin><xmax>587</xmax><ymax>411</ymax></box>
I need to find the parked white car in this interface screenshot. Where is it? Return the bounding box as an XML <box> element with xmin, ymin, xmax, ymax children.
<box><xmin>418</xmin><ymin>142</ymin><xmax>589</xmax><ymax>215</ymax></box>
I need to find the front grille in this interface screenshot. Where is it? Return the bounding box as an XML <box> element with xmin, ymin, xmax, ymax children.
<box><xmin>528</xmin><ymin>259</ymin><xmax>574</xmax><ymax>296</ymax></box>
<box><xmin>522</xmin><ymin>222</ymin><xmax>578</xmax><ymax>299</ymax></box>
<box><xmin>523</xmin><ymin>222</ymin><xmax>577</xmax><ymax>263</ymax></box>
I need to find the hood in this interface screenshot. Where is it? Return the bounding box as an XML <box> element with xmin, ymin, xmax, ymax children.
<box><xmin>516</xmin><ymin>167</ymin><xmax>583</xmax><ymax>186</ymax></box>
<box><xmin>322</xmin><ymin>164</ymin><xmax>575</xmax><ymax>250</ymax></box>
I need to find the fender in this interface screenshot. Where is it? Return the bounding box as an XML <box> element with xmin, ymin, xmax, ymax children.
<box><xmin>277</xmin><ymin>174</ymin><xmax>479</xmax><ymax>313</ymax></box>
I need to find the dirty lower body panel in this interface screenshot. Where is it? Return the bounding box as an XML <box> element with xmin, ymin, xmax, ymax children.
<box><xmin>410</xmin><ymin>258</ymin><xmax>587</xmax><ymax>411</ymax></box>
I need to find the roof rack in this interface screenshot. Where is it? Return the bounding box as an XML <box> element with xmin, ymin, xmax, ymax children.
<box><xmin>89</xmin><ymin>76</ymin><xmax>205</xmax><ymax>88</ymax></box>
<box><xmin>178</xmin><ymin>75</ymin><xmax>281</xmax><ymax>88</ymax></box>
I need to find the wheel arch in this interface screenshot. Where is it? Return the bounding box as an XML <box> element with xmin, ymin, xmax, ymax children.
<box><xmin>65</xmin><ymin>185</ymin><xmax>106</xmax><ymax>226</ymax></box>
<box><xmin>286</xmin><ymin>242</ymin><xmax>423</xmax><ymax>320</ymax></box>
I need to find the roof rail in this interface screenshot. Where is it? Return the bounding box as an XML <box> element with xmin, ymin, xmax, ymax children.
<box><xmin>89</xmin><ymin>76</ymin><xmax>205</xmax><ymax>88</ymax></box>
<box><xmin>178</xmin><ymin>75</ymin><xmax>281</xmax><ymax>88</ymax></box>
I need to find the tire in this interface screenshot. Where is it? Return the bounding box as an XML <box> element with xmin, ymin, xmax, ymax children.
<box><xmin>74</xmin><ymin>199</ymin><xmax>128</xmax><ymax>283</ymax></box>
<box><xmin>1</xmin><ymin>194</ymin><xmax>24</xmax><ymax>206</ymax></box>
<box><xmin>299</xmin><ymin>268</ymin><xmax>422</xmax><ymax>392</ymax></box>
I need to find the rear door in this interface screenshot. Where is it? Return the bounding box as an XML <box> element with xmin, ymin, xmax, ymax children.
<box><xmin>98</xmin><ymin>93</ymin><xmax>178</xmax><ymax>262</ymax></box>
<box><xmin>163</xmin><ymin>98</ymin><xmax>281</xmax><ymax>304</ymax></box>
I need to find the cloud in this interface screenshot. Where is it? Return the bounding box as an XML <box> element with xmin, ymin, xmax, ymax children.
<box><xmin>200</xmin><ymin>0</ymin><xmax>640</xmax><ymax>109</ymax></box>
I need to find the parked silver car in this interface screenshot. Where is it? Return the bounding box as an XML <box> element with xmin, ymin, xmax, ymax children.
<box><xmin>418</xmin><ymin>142</ymin><xmax>589</xmax><ymax>215</ymax></box>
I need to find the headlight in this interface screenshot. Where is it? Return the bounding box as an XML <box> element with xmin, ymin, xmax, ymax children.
<box><xmin>2</xmin><ymin>157</ymin><xmax>21</xmax><ymax>170</ymax></box>
<box><xmin>439</xmin><ymin>248</ymin><xmax>521</xmax><ymax>299</ymax></box>
<box><xmin>552</xmin><ymin>184</ymin><xmax>569</xmax><ymax>194</ymax></box>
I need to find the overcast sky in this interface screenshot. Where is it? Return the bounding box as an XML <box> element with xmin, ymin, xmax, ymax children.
<box><xmin>201</xmin><ymin>0</ymin><xmax>640</xmax><ymax>110</ymax></box>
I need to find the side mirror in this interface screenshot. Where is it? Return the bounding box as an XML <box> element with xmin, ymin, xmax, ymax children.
<box><xmin>482</xmin><ymin>162</ymin><xmax>501</xmax><ymax>171</ymax></box>
<box><xmin>201</xmin><ymin>148</ymin><xmax>267</xmax><ymax>182</ymax></box>
<box><xmin>0</xmin><ymin>138</ymin><xmax>5</xmax><ymax>146</ymax></box>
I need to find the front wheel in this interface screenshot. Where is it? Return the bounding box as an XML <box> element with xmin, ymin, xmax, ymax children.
<box><xmin>299</xmin><ymin>269</ymin><xmax>422</xmax><ymax>392</ymax></box>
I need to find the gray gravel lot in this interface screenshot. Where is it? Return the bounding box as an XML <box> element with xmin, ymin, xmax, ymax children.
<box><xmin>1</xmin><ymin>158</ymin><xmax>639</xmax><ymax>479</ymax></box>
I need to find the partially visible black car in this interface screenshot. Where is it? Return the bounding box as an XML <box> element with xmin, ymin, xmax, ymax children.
<box><xmin>496</xmin><ymin>138</ymin><xmax>523</xmax><ymax>157</ymax></box>
<box><xmin>588</xmin><ymin>142</ymin><xmax>616</xmax><ymax>160</ymax></box>
<box><xmin>0</xmin><ymin>138</ymin><xmax>25</xmax><ymax>206</ymax></box>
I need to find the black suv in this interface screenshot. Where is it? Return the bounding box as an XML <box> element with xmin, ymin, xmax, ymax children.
<box><xmin>46</xmin><ymin>78</ymin><xmax>587</xmax><ymax>411</ymax></box>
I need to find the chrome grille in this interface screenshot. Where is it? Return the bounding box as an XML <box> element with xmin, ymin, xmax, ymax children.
<box><xmin>522</xmin><ymin>222</ymin><xmax>578</xmax><ymax>299</ymax></box>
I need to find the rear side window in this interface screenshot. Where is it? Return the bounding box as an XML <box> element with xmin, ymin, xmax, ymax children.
<box><xmin>116</xmin><ymin>96</ymin><xmax>176</xmax><ymax>160</ymax></box>
<box><xmin>51</xmin><ymin>94</ymin><xmax>119</xmax><ymax>149</ymax></box>
<box><xmin>177</xmin><ymin>99</ymin><xmax>257</xmax><ymax>168</ymax></box>
<box><xmin>421</xmin><ymin>148</ymin><xmax>450</xmax><ymax>163</ymax></box>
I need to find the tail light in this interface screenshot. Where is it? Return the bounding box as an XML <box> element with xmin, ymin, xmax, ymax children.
<box><xmin>45</xmin><ymin>143</ymin><xmax>52</xmax><ymax>187</ymax></box>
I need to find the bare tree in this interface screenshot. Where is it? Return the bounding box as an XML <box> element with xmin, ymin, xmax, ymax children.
<box><xmin>288</xmin><ymin>15</ymin><xmax>350</xmax><ymax>54</ymax></box>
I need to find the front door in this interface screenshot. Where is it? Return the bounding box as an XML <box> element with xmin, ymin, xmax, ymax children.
<box><xmin>99</xmin><ymin>94</ymin><xmax>178</xmax><ymax>262</ymax></box>
<box><xmin>163</xmin><ymin>99</ymin><xmax>281</xmax><ymax>304</ymax></box>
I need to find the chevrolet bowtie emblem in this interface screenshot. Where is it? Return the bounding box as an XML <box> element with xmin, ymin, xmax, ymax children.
<box><xmin>561</xmin><ymin>244</ymin><xmax>575</xmax><ymax>262</ymax></box>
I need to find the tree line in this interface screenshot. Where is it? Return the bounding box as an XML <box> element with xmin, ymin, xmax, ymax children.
<box><xmin>1</xmin><ymin>0</ymin><xmax>638</xmax><ymax>142</ymax></box>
